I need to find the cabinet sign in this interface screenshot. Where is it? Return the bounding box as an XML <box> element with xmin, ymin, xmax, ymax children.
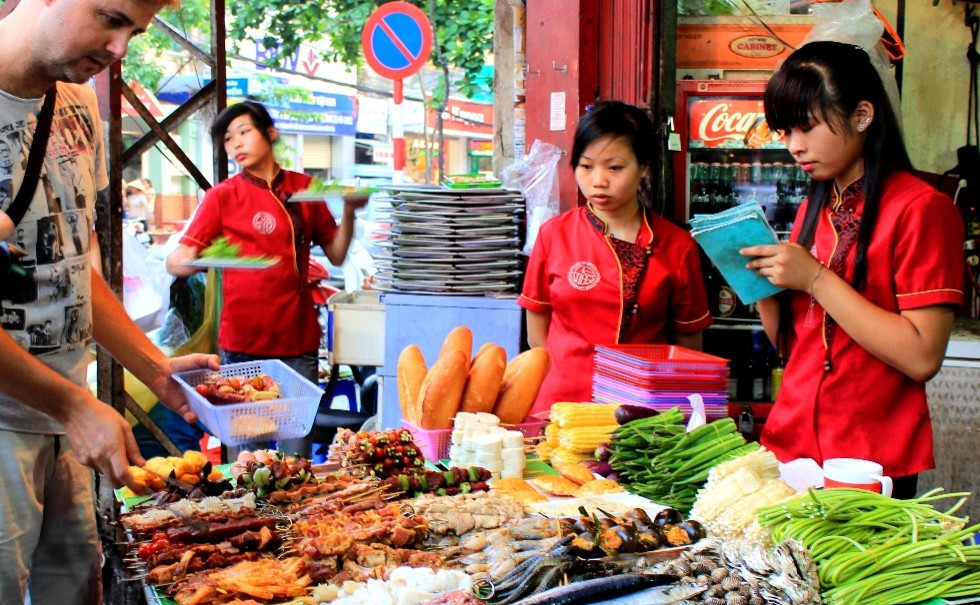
<box><xmin>688</xmin><ymin>98</ymin><xmax>783</xmax><ymax>149</ymax></box>
<box><xmin>729</xmin><ymin>35</ymin><xmax>786</xmax><ymax>59</ymax></box>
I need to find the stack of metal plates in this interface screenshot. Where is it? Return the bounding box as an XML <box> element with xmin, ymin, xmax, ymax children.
<box><xmin>372</xmin><ymin>185</ymin><xmax>525</xmax><ymax>296</ymax></box>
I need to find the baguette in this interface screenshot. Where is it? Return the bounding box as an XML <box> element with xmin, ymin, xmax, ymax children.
<box><xmin>417</xmin><ymin>349</ymin><xmax>469</xmax><ymax>429</ymax></box>
<box><xmin>472</xmin><ymin>342</ymin><xmax>497</xmax><ymax>364</ymax></box>
<box><xmin>460</xmin><ymin>345</ymin><xmax>506</xmax><ymax>414</ymax></box>
<box><xmin>492</xmin><ymin>347</ymin><xmax>552</xmax><ymax>424</ymax></box>
<box><xmin>438</xmin><ymin>326</ymin><xmax>473</xmax><ymax>361</ymax></box>
<box><xmin>397</xmin><ymin>345</ymin><xmax>427</xmax><ymax>424</ymax></box>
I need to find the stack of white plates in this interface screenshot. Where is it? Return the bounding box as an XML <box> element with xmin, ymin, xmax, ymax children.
<box><xmin>372</xmin><ymin>185</ymin><xmax>525</xmax><ymax>296</ymax></box>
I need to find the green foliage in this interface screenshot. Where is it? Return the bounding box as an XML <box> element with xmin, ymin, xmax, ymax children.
<box><xmin>124</xmin><ymin>0</ymin><xmax>493</xmax><ymax>101</ymax></box>
<box><xmin>122</xmin><ymin>0</ymin><xmax>212</xmax><ymax>90</ymax></box>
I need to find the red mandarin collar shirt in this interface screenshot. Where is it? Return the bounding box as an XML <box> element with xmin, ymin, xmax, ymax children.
<box><xmin>761</xmin><ymin>171</ymin><xmax>965</xmax><ymax>477</ymax></box>
<box><xmin>519</xmin><ymin>206</ymin><xmax>711</xmax><ymax>414</ymax></box>
<box><xmin>180</xmin><ymin>169</ymin><xmax>337</xmax><ymax>356</ymax></box>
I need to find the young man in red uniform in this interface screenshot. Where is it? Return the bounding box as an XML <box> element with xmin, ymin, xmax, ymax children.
<box><xmin>520</xmin><ymin>102</ymin><xmax>711</xmax><ymax>414</ymax></box>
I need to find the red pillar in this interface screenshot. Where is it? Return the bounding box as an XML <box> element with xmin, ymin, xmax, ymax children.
<box><xmin>524</xmin><ymin>0</ymin><xmax>599</xmax><ymax>212</ymax></box>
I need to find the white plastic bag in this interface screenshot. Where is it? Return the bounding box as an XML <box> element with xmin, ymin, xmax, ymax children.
<box><xmin>803</xmin><ymin>0</ymin><xmax>903</xmax><ymax>129</ymax></box>
<box><xmin>122</xmin><ymin>231</ymin><xmax>170</xmax><ymax>331</ymax></box>
<box><xmin>501</xmin><ymin>140</ymin><xmax>563</xmax><ymax>255</ymax></box>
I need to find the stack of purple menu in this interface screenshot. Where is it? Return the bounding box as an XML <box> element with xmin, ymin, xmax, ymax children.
<box><xmin>591</xmin><ymin>344</ymin><xmax>730</xmax><ymax>419</ymax></box>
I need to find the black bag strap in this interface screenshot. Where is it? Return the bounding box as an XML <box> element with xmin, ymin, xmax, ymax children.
<box><xmin>6</xmin><ymin>85</ymin><xmax>57</xmax><ymax>227</ymax></box>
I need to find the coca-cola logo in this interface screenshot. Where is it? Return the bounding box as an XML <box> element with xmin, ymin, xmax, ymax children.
<box><xmin>729</xmin><ymin>36</ymin><xmax>786</xmax><ymax>59</ymax></box>
<box><xmin>697</xmin><ymin>103</ymin><xmax>765</xmax><ymax>144</ymax></box>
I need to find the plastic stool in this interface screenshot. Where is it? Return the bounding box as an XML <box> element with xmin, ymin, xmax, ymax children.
<box><xmin>319</xmin><ymin>376</ymin><xmax>359</xmax><ymax>412</ymax></box>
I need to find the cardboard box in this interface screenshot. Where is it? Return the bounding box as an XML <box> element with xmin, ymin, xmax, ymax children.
<box><xmin>678</xmin><ymin>18</ymin><xmax>815</xmax><ymax>70</ymax></box>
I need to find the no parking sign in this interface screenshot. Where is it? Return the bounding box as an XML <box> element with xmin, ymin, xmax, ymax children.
<box><xmin>361</xmin><ymin>2</ymin><xmax>433</xmax><ymax>182</ymax></box>
<box><xmin>361</xmin><ymin>2</ymin><xmax>433</xmax><ymax>80</ymax></box>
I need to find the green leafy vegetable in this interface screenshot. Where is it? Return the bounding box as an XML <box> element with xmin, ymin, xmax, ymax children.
<box><xmin>200</xmin><ymin>236</ymin><xmax>241</xmax><ymax>259</ymax></box>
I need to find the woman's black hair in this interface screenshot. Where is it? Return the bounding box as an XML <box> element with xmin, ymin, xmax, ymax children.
<box><xmin>571</xmin><ymin>101</ymin><xmax>656</xmax><ymax>208</ymax></box>
<box><xmin>763</xmin><ymin>41</ymin><xmax>913</xmax><ymax>356</ymax></box>
<box><xmin>210</xmin><ymin>100</ymin><xmax>276</xmax><ymax>144</ymax></box>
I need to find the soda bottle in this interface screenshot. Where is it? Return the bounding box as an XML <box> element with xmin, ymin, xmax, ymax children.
<box><xmin>709</xmin><ymin>162</ymin><xmax>726</xmax><ymax>209</ymax></box>
<box><xmin>689</xmin><ymin>162</ymin><xmax>707</xmax><ymax>216</ymax></box>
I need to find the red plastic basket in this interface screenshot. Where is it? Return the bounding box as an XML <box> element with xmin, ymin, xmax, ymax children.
<box><xmin>402</xmin><ymin>418</ymin><xmax>547</xmax><ymax>461</ymax></box>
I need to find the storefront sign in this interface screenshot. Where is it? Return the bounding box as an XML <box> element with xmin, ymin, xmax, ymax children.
<box><xmin>426</xmin><ymin>98</ymin><xmax>493</xmax><ymax>136</ymax></box>
<box><xmin>469</xmin><ymin>140</ymin><xmax>493</xmax><ymax>157</ymax></box>
<box><xmin>688</xmin><ymin>98</ymin><xmax>782</xmax><ymax>149</ymax></box>
<box><xmin>677</xmin><ymin>22</ymin><xmax>812</xmax><ymax>70</ymax></box>
<box><xmin>357</xmin><ymin>96</ymin><xmax>390</xmax><ymax>135</ymax></box>
<box><xmin>226</xmin><ymin>78</ymin><xmax>249</xmax><ymax>97</ymax></box>
<box><xmin>267</xmin><ymin>91</ymin><xmax>358</xmax><ymax>137</ymax></box>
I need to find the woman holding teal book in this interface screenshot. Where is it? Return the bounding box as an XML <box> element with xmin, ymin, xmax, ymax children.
<box><xmin>741</xmin><ymin>41</ymin><xmax>964</xmax><ymax>499</ymax></box>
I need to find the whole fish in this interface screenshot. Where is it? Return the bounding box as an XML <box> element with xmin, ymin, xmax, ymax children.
<box><xmin>511</xmin><ymin>573</ymin><xmax>682</xmax><ymax>605</ymax></box>
<box><xmin>589</xmin><ymin>582</ymin><xmax>709</xmax><ymax>605</ymax></box>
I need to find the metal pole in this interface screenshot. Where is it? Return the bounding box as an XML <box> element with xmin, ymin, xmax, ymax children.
<box><xmin>393</xmin><ymin>78</ymin><xmax>405</xmax><ymax>184</ymax></box>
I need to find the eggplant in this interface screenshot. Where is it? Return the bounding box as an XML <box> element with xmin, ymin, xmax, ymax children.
<box><xmin>615</xmin><ymin>404</ymin><xmax>660</xmax><ymax>425</ymax></box>
<box><xmin>653</xmin><ymin>507</ymin><xmax>683</xmax><ymax>527</ymax></box>
<box><xmin>678</xmin><ymin>519</ymin><xmax>707</xmax><ymax>541</ymax></box>
<box><xmin>584</xmin><ymin>460</ymin><xmax>614</xmax><ymax>477</ymax></box>
<box><xmin>624</xmin><ymin>508</ymin><xmax>652</xmax><ymax>524</ymax></box>
<box><xmin>594</xmin><ymin>443</ymin><xmax>612</xmax><ymax>462</ymax></box>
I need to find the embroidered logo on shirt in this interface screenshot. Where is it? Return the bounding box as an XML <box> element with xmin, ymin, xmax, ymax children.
<box><xmin>252</xmin><ymin>212</ymin><xmax>276</xmax><ymax>235</ymax></box>
<box><xmin>568</xmin><ymin>261</ymin><xmax>600</xmax><ymax>291</ymax></box>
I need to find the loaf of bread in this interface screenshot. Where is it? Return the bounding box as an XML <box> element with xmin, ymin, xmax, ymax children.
<box><xmin>459</xmin><ymin>345</ymin><xmax>506</xmax><ymax>414</ymax></box>
<box><xmin>492</xmin><ymin>347</ymin><xmax>552</xmax><ymax>424</ymax></box>
<box><xmin>472</xmin><ymin>342</ymin><xmax>496</xmax><ymax>363</ymax></box>
<box><xmin>438</xmin><ymin>326</ymin><xmax>473</xmax><ymax>361</ymax></box>
<box><xmin>417</xmin><ymin>349</ymin><xmax>469</xmax><ymax>429</ymax></box>
<box><xmin>397</xmin><ymin>345</ymin><xmax>427</xmax><ymax>424</ymax></box>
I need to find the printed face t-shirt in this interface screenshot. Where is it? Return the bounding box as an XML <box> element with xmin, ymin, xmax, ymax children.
<box><xmin>0</xmin><ymin>83</ymin><xmax>107</xmax><ymax>433</ymax></box>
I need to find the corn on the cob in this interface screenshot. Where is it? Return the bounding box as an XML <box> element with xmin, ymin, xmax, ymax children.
<box><xmin>548</xmin><ymin>447</ymin><xmax>593</xmax><ymax>468</ymax></box>
<box><xmin>549</xmin><ymin>402</ymin><xmax>620</xmax><ymax>428</ymax></box>
<box><xmin>557</xmin><ymin>425</ymin><xmax>617</xmax><ymax>454</ymax></box>
<box><xmin>544</xmin><ymin>423</ymin><xmax>560</xmax><ymax>445</ymax></box>
<box><xmin>535</xmin><ymin>440</ymin><xmax>556</xmax><ymax>462</ymax></box>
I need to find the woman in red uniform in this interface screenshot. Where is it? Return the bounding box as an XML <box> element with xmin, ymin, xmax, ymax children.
<box><xmin>166</xmin><ymin>101</ymin><xmax>364</xmax><ymax>457</ymax></box>
<box><xmin>741</xmin><ymin>42</ymin><xmax>965</xmax><ymax>499</ymax></box>
<box><xmin>519</xmin><ymin>101</ymin><xmax>712</xmax><ymax>415</ymax></box>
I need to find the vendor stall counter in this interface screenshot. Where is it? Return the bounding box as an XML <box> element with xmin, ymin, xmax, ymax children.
<box><xmin>923</xmin><ymin>318</ymin><xmax>980</xmax><ymax>524</ymax></box>
<box><xmin>378</xmin><ymin>293</ymin><xmax>523</xmax><ymax>429</ymax></box>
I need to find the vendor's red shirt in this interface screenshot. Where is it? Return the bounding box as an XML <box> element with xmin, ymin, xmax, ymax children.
<box><xmin>180</xmin><ymin>169</ymin><xmax>337</xmax><ymax>356</ymax></box>
<box><xmin>762</xmin><ymin>171</ymin><xmax>965</xmax><ymax>477</ymax></box>
<box><xmin>519</xmin><ymin>206</ymin><xmax>711</xmax><ymax>413</ymax></box>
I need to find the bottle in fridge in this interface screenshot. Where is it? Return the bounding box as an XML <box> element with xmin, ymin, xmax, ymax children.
<box><xmin>674</xmin><ymin>79</ymin><xmax>801</xmax><ymax>323</ymax></box>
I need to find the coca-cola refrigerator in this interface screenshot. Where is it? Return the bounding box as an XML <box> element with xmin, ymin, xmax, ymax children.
<box><xmin>673</xmin><ymin>79</ymin><xmax>805</xmax><ymax>324</ymax></box>
<box><xmin>673</xmin><ymin>80</ymin><xmax>802</xmax><ymax>406</ymax></box>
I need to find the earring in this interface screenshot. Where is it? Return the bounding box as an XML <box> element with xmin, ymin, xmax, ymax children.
<box><xmin>858</xmin><ymin>118</ymin><xmax>871</xmax><ymax>132</ymax></box>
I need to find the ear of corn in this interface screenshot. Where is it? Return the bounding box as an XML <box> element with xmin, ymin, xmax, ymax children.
<box><xmin>548</xmin><ymin>447</ymin><xmax>594</xmax><ymax>468</ymax></box>
<box><xmin>535</xmin><ymin>440</ymin><xmax>556</xmax><ymax>462</ymax></box>
<box><xmin>549</xmin><ymin>402</ymin><xmax>620</xmax><ymax>428</ymax></box>
<box><xmin>544</xmin><ymin>423</ymin><xmax>560</xmax><ymax>445</ymax></box>
<box><xmin>557</xmin><ymin>425</ymin><xmax>618</xmax><ymax>454</ymax></box>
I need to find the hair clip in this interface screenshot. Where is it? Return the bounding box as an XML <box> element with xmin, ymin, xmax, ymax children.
<box><xmin>584</xmin><ymin>104</ymin><xmax>595</xmax><ymax>113</ymax></box>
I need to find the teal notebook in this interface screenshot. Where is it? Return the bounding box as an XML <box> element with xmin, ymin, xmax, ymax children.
<box><xmin>690</xmin><ymin>202</ymin><xmax>783</xmax><ymax>305</ymax></box>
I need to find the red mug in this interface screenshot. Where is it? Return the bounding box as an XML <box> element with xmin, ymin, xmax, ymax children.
<box><xmin>822</xmin><ymin>458</ymin><xmax>893</xmax><ymax>496</ymax></box>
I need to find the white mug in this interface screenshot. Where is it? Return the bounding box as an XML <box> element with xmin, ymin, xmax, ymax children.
<box><xmin>822</xmin><ymin>458</ymin><xmax>893</xmax><ymax>497</ymax></box>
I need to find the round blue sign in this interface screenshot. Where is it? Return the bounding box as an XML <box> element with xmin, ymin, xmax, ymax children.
<box><xmin>361</xmin><ymin>2</ymin><xmax>433</xmax><ymax>80</ymax></box>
